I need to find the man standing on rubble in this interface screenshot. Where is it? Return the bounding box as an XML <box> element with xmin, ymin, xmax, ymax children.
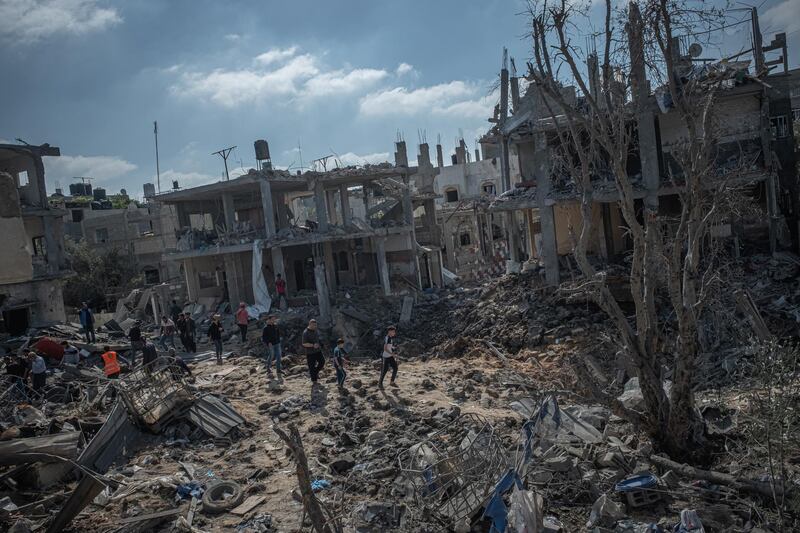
<box><xmin>235</xmin><ymin>302</ymin><xmax>249</xmax><ymax>342</ymax></box>
<box><xmin>261</xmin><ymin>314</ymin><xmax>282</xmax><ymax>377</ymax></box>
<box><xmin>378</xmin><ymin>326</ymin><xmax>399</xmax><ymax>389</ymax></box>
<box><xmin>26</xmin><ymin>350</ymin><xmax>47</xmax><ymax>393</ymax></box>
<box><xmin>208</xmin><ymin>314</ymin><xmax>225</xmax><ymax>364</ymax></box>
<box><xmin>79</xmin><ymin>302</ymin><xmax>96</xmax><ymax>343</ymax></box>
<box><xmin>158</xmin><ymin>315</ymin><xmax>176</xmax><ymax>350</ymax></box>
<box><xmin>128</xmin><ymin>321</ymin><xmax>143</xmax><ymax>367</ymax></box>
<box><xmin>301</xmin><ymin>319</ymin><xmax>325</xmax><ymax>386</ymax></box>
<box><xmin>275</xmin><ymin>273</ymin><xmax>288</xmax><ymax>309</ymax></box>
<box><xmin>185</xmin><ymin>313</ymin><xmax>197</xmax><ymax>353</ymax></box>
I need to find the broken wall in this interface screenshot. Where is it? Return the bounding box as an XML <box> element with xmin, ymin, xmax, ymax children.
<box><xmin>0</xmin><ymin>172</ymin><xmax>34</xmax><ymax>284</ymax></box>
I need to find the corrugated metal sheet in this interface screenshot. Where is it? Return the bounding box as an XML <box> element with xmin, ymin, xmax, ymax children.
<box><xmin>78</xmin><ymin>401</ymin><xmax>141</xmax><ymax>473</ymax></box>
<box><xmin>186</xmin><ymin>394</ymin><xmax>245</xmax><ymax>438</ymax></box>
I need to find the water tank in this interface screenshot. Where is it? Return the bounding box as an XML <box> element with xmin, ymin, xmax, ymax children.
<box><xmin>120</xmin><ymin>188</ymin><xmax>128</xmax><ymax>196</ymax></box>
<box><xmin>172</xmin><ymin>180</ymin><xmax>180</xmax><ymax>190</ymax></box>
<box><xmin>93</xmin><ymin>187</ymin><xmax>106</xmax><ymax>200</ymax></box>
<box><xmin>143</xmin><ymin>183</ymin><xmax>156</xmax><ymax>198</ymax></box>
<box><xmin>254</xmin><ymin>139</ymin><xmax>271</xmax><ymax>161</ymax></box>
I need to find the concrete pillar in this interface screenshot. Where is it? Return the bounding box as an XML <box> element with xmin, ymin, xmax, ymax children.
<box><xmin>375</xmin><ymin>237</ymin><xmax>391</xmax><ymax>295</ymax></box>
<box><xmin>224</xmin><ymin>253</ymin><xmax>244</xmax><ymax>305</ymax></box>
<box><xmin>533</xmin><ymin>133</ymin><xmax>559</xmax><ymax>285</ymax></box>
<box><xmin>340</xmin><ymin>184</ymin><xmax>352</xmax><ymax>226</ymax></box>
<box><xmin>183</xmin><ymin>258</ymin><xmax>199</xmax><ymax>301</ymax></box>
<box><xmin>222</xmin><ymin>192</ymin><xmax>236</xmax><ymax>232</ymax></box>
<box><xmin>270</xmin><ymin>247</ymin><xmax>285</xmax><ymax>278</ymax></box>
<box><xmin>326</xmin><ymin>189</ymin><xmax>339</xmax><ymax>225</ymax></box>
<box><xmin>312</xmin><ymin>245</ymin><xmax>332</xmax><ymax>328</ymax></box>
<box><xmin>362</xmin><ymin>185</ymin><xmax>370</xmax><ymax>225</ymax></box>
<box><xmin>42</xmin><ymin>215</ymin><xmax>61</xmax><ymax>274</ymax></box>
<box><xmin>436</xmin><ymin>144</ymin><xmax>444</xmax><ymax>168</ymax></box>
<box><xmin>313</xmin><ymin>180</ymin><xmax>329</xmax><ymax>232</ymax></box>
<box><xmin>323</xmin><ymin>241</ymin><xmax>337</xmax><ymax>292</ymax></box>
<box><xmin>401</xmin><ymin>174</ymin><xmax>413</xmax><ymax>226</ymax></box>
<box><xmin>394</xmin><ymin>141</ymin><xmax>408</xmax><ymax>167</ymax></box>
<box><xmin>418</xmin><ymin>143</ymin><xmax>431</xmax><ymax>167</ymax></box>
<box><xmin>259</xmin><ymin>178</ymin><xmax>276</xmax><ymax>238</ymax></box>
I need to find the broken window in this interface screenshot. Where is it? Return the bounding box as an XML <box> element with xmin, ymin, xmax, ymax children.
<box><xmin>95</xmin><ymin>228</ymin><xmax>109</xmax><ymax>243</ymax></box>
<box><xmin>482</xmin><ymin>182</ymin><xmax>496</xmax><ymax>195</ymax></box>
<box><xmin>71</xmin><ymin>209</ymin><xmax>84</xmax><ymax>222</ymax></box>
<box><xmin>32</xmin><ymin>236</ymin><xmax>46</xmax><ymax>256</ymax></box>
<box><xmin>792</xmin><ymin>108</ymin><xmax>800</xmax><ymax>123</ymax></box>
<box><xmin>770</xmin><ymin>115</ymin><xmax>788</xmax><ymax>139</ymax></box>
<box><xmin>445</xmin><ymin>188</ymin><xmax>459</xmax><ymax>203</ymax></box>
<box><xmin>198</xmin><ymin>271</ymin><xmax>218</xmax><ymax>289</ymax></box>
<box><xmin>17</xmin><ymin>170</ymin><xmax>29</xmax><ymax>187</ymax></box>
<box><xmin>338</xmin><ymin>251</ymin><xmax>349</xmax><ymax>271</ymax></box>
<box><xmin>143</xmin><ymin>268</ymin><xmax>160</xmax><ymax>284</ymax></box>
<box><xmin>460</xmin><ymin>232</ymin><xmax>471</xmax><ymax>246</ymax></box>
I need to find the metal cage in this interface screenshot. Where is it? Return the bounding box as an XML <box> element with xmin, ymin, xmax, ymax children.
<box><xmin>397</xmin><ymin>413</ymin><xmax>508</xmax><ymax>523</ymax></box>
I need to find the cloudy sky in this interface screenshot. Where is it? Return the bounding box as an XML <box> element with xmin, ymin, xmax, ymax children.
<box><xmin>1</xmin><ymin>0</ymin><xmax>798</xmax><ymax>198</ymax></box>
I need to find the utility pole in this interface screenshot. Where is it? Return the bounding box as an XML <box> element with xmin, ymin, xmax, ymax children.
<box><xmin>213</xmin><ymin>146</ymin><xmax>236</xmax><ymax>181</ymax></box>
<box><xmin>154</xmin><ymin>121</ymin><xmax>161</xmax><ymax>194</ymax></box>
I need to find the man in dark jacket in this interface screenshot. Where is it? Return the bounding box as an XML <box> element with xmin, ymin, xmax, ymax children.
<box><xmin>79</xmin><ymin>302</ymin><xmax>96</xmax><ymax>343</ymax></box>
<box><xmin>128</xmin><ymin>321</ymin><xmax>144</xmax><ymax>367</ymax></box>
<box><xmin>261</xmin><ymin>315</ymin><xmax>282</xmax><ymax>377</ymax></box>
<box><xmin>301</xmin><ymin>319</ymin><xmax>324</xmax><ymax>385</ymax></box>
<box><xmin>208</xmin><ymin>314</ymin><xmax>224</xmax><ymax>364</ymax></box>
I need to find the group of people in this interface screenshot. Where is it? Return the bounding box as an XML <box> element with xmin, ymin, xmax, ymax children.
<box><xmin>3</xmin><ymin>350</ymin><xmax>47</xmax><ymax>397</ymax></box>
<box><xmin>294</xmin><ymin>319</ymin><xmax>399</xmax><ymax>391</ymax></box>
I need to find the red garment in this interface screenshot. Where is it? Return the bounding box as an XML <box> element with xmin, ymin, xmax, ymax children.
<box><xmin>236</xmin><ymin>308</ymin><xmax>249</xmax><ymax>325</ymax></box>
<box><xmin>275</xmin><ymin>278</ymin><xmax>286</xmax><ymax>294</ymax></box>
<box><xmin>33</xmin><ymin>337</ymin><xmax>65</xmax><ymax>360</ymax></box>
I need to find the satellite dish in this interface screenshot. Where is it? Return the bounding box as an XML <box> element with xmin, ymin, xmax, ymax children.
<box><xmin>688</xmin><ymin>43</ymin><xmax>703</xmax><ymax>58</ymax></box>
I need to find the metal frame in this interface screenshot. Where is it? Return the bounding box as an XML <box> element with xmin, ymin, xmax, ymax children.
<box><xmin>116</xmin><ymin>362</ymin><xmax>192</xmax><ymax>431</ymax></box>
<box><xmin>397</xmin><ymin>413</ymin><xmax>508</xmax><ymax>524</ymax></box>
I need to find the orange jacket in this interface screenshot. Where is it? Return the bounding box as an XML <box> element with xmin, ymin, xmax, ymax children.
<box><xmin>101</xmin><ymin>351</ymin><xmax>120</xmax><ymax>376</ymax></box>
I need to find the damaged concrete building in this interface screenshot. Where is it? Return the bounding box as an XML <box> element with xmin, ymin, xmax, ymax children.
<box><xmin>486</xmin><ymin>34</ymin><xmax>799</xmax><ymax>286</ymax></box>
<box><xmin>0</xmin><ymin>143</ymin><xmax>72</xmax><ymax>334</ymax></box>
<box><xmin>158</xmin><ymin>141</ymin><xmax>443</xmax><ymax>327</ymax></box>
<box><xmin>55</xmin><ymin>185</ymin><xmax>182</xmax><ymax>285</ymax></box>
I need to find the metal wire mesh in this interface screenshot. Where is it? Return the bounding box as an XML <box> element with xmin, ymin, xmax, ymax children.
<box><xmin>397</xmin><ymin>413</ymin><xmax>508</xmax><ymax>523</ymax></box>
<box><xmin>117</xmin><ymin>362</ymin><xmax>192</xmax><ymax>429</ymax></box>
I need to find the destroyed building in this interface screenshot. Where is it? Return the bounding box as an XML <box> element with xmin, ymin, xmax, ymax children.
<box><xmin>54</xmin><ymin>184</ymin><xmax>182</xmax><ymax>285</ymax></box>
<box><xmin>0</xmin><ymin>143</ymin><xmax>72</xmax><ymax>334</ymax></box>
<box><xmin>158</xmin><ymin>140</ymin><xmax>443</xmax><ymax>327</ymax></box>
<box><xmin>430</xmin><ymin>138</ymin><xmax>523</xmax><ymax>280</ymax></box>
<box><xmin>486</xmin><ymin>34</ymin><xmax>800</xmax><ymax>285</ymax></box>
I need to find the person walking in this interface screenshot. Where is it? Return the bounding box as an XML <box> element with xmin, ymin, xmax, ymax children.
<box><xmin>185</xmin><ymin>314</ymin><xmax>197</xmax><ymax>353</ymax></box>
<box><xmin>208</xmin><ymin>314</ymin><xmax>224</xmax><ymax>364</ymax></box>
<box><xmin>176</xmin><ymin>313</ymin><xmax>189</xmax><ymax>351</ymax></box>
<box><xmin>378</xmin><ymin>326</ymin><xmax>399</xmax><ymax>389</ymax></box>
<box><xmin>128</xmin><ymin>320</ymin><xmax>144</xmax><ymax>367</ymax></box>
<box><xmin>261</xmin><ymin>315</ymin><xmax>283</xmax><ymax>377</ymax></box>
<box><xmin>142</xmin><ymin>338</ymin><xmax>158</xmax><ymax>370</ymax></box>
<box><xmin>301</xmin><ymin>319</ymin><xmax>325</xmax><ymax>385</ymax></box>
<box><xmin>158</xmin><ymin>316</ymin><xmax>176</xmax><ymax>350</ymax></box>
<box><xmin>79</xmin><ymin>302</ymin><xmax>96</xmax><ymax>343</ymax></box>
<box><xmin>26</xmin><ymin>350</ymin><xmax>47</xmax><ymax>393</ymax></box>
<box><xmin>274</xmin><ymin>273</ymin><xmax>288</xmax><ymax>309</ymax></box>
<box><xmin>101</xmin><ymin>346</ymin><xmax>121</xmax><ymax>379</ymax></box>
<box><xmin>332</xmin><ymin>338</ymin><xmax>348</xmax><ymax>389</ymax></box>
<box><xmin>235</xmin><ymin>303</ymin><xmax>249</xmax><ymax>342</ymax></box>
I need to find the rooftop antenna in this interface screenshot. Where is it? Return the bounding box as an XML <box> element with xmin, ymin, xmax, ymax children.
<box><xmin>297</xmin><ymin>140</ymin><xmax>304</xmax><ymax>172</ymax></box>
<box><xmin>212</xmin><ymin>146</ymin><xmax>236</xmax><ymax>181</ymax></box>
<box><xmin>153</xmin><ymin>121</ymin><xmax>161</xmax><ymax>193</ymax></box>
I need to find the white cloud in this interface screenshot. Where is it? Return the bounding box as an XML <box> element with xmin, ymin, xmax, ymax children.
<box><xmin>254</xmin><ymin>46</ymin><xmax>298</xmax><ymax>66</ymax></box>
<box><xmin>157</xmin><ymin>169</ymin><xmax>221</xmax><ymax>189</ymax></box>
<box><xmin>396</xmin><ymin>62</ymin><xmax>416</xmax><ymax>76</ymax></box>
<box><xmin>335</xmin><ymin>151</ymin><xmax>391</xmax><ymax>166</ymax></box>
<box><xmin>224</xmin><ymin>33</ymin><xmax>242</xmax><ymax>42</ymax></box>
<box><xmin>304</xmin><ymin>68</ymin><xmax>388</xmax><ymax>97</ymax></box>
<box><xmin>0</xmin><ymin>0</ymin><xmax>121</xmax><ymax>44</ymax></box>
<box><xmin>172</xmin><ymin>48</ymin><xmax>389</xmax><ymax>107</ymax></box>
<box><xmin>43</xmin><ymin>154</ymin><xmax>136</xmax><ymax>185</ymax></box>
<box><xmin>761</xmin><ymin>0</ymin><xmax>800</xmax><ymax>37</ymax></box>
<box><xmin>359</xmin><ymin>81</ymin><xmax>495</xmax><ymax>118</ymax></box>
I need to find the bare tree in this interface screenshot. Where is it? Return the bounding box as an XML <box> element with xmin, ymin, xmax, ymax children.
<box><xmin>524</xmin><ymin>0</ymin><xmax>756</xmax><ymax>459</ymax></box>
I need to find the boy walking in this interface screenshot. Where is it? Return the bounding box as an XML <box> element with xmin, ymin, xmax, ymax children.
<box><xmin>261</xmin><ymin>315</ymin><xmax>283</xmax><ymax>377</ymax></box>
<box><xmin>208</xmin><ymin>314</ymin><xmax>224</xmax><ymax>364</ymax></box>
<box><xmin>332</xmin><ymin>338</ymin><xmax>348</xmax><ymax>388</ymax></box>
<box><xmin>235</xmin><ymin>302</ymin><xmax>249</xmax><ymax>342</ymax></box>
<box><xmin>379</xmin><ymin>326</ymin><xmax>398</xmax><ymax>389</ymax></box>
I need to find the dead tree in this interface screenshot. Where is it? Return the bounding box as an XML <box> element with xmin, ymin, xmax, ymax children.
<box><xmin>524</xmin><ymin>0</ymin><xmax>752</xmax><ymax>459</ymax></box>
<box><xmin>273</xmin><ymin>423</ymin><xmax>334</xmax><ymax>533</ymax></box>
